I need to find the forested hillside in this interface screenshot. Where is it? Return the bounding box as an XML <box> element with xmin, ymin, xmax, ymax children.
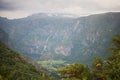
<box><xmin>0</xmin><ymin>41</ymin><xmax>56</xmax><ymax>80</ymax></box>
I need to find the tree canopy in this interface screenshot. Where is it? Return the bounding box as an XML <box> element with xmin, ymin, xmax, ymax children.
<box><xmin>58</xmin><ymin>35</ymin><xmax>120</xmax><ymax>80</ymax></box>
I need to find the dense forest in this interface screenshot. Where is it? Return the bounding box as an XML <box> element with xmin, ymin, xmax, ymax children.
<box><xmin>58</xmin><ymin>35</ymin><xmax>120</xmax><ymax>80</ymax></box>
<box><xmin>0</xmin><ymin>41</ymin><xmax>56</xmax><ymax>80</ymax></box>
<box><xmin>0</xmin><ymin>35</ymin><xmax>120</xmax><ymax>80</ymax></box>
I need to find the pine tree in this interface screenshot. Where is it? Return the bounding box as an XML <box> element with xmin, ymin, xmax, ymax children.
<box><xmin>92</xmin><ymin>57</ymin><xmax>105</xmax><ymax>80</ymax></box>
<box><xmin>58</xmin><ymin>64</ymin><xmax>92</xmax><ymax>80</ymax></box>
<box><xmin>104</xmin><ymin>35</ymin><xmax>120</xmax><ymax>80</ymax></box>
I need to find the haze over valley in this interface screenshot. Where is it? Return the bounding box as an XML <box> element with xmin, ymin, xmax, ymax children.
<box><xmin>0</xmin><ymin>0</ymin><xmax>120</xmax><ymax>80</ymax></box>
<box><xmin>0</xmin><ymin>12</ymin><xmax>120</xmax><ymax>70</ymax></box>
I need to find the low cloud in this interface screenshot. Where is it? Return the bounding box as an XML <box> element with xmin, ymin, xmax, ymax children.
<box><xmin>0</xmin><ymin>0</ymin><xmax>20</xmax><ymax>11</ymax></box>
<box><xmin>0</xmin><ymin>0</ymin><xmax>120</xmax><ymax>19</ymax></box>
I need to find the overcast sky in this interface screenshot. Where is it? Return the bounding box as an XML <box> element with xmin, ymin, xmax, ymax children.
<box><xmin>0</xmin><ymin>0</ymin><xmax>120</xmax><ymax>19</ymax></box>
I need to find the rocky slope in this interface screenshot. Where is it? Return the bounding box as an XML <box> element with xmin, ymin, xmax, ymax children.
<box><xmin>0</xmin><ymin>12</ymin><xmax>120</xmax><ymax>64</ymax></box>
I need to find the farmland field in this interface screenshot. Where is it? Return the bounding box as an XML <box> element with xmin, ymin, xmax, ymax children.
<box><xmin>37</xmin><ymin>60</ymin><xmax>66</xmax><ymax>71</ymax></box>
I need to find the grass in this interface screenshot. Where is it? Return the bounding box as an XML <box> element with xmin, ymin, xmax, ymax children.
<box><xmin>37</xmin><ymin>60</ymin><xmax>66</xmax><ymax>71</ymax></box>
<box><xmin>37</xmin><ymin>60</ymin><xmax>65</xmax><ymax>65</ymax></box>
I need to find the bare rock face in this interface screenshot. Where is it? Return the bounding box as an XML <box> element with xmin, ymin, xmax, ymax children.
<box><xmin>0</xmin><ymin>12</ymin><xmax>120</xmax><ymax>64</ymax></box>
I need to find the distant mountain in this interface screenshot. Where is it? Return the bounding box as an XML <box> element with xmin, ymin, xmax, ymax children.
<box><xmin>68</xmin><ymin>12</ymin><xmax>120</xmax><ymax>64</ymax></box>
<box><xmin>0</xmin><ymin>12</ymin><xmax>120</xmax><ymax>65</ymax></box>
<box><xmin>0</xmin><ymin>40</ymin><xmax>55</xmax><ymax>80</ymax></box>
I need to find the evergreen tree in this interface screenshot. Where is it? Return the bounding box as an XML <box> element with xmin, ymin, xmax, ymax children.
<box><xmin>92</xmin><ymin>57</ymin><xmax>106</xmax><ymax>80</ymax></box>
<box><xmin>104</xmin><ymin>35</ymin><xmax>120</xmax><ymax>80</ymax></box>
<box><xmin>0</xmin><ymin>41</ymin><xmax>56</xmax><ymax>80</ymax></box>
<box><xmin>58</xmin><ymin>64</ymin><xmax>92</xmax><ymax>80</ymax></box>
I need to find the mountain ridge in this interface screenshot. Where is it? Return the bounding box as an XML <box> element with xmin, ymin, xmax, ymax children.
<box><xmin>0</xmin><ymin>12</ymin><xmax>120</xmax><ymax>65</ymax></box>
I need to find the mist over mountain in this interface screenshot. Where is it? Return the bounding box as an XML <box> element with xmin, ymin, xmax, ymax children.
<box><xmin>0</xmin><ymin>12</ymin><xmax>120</xmax><ymax>64</ymax></box>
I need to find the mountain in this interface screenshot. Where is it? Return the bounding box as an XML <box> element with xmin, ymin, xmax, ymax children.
<box><xmin>0</xmin><ymin>40</ymin><xmax>56</xmax><ymax>80</ymax></box>
<box><xmin>0</xmin><ymin>12</ymin><xmax>120</xmax><ymax>65</ymax></box>
<box><xmin>68</xmin><ymin>12</ymin><xmax>120</xmax><ymax>64</ymax></box>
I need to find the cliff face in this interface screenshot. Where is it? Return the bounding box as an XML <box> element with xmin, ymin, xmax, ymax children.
<box><xmin>0</xmin><ymin>12</ymin><xmax>120</xmax><ymax>64</ymax></box>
